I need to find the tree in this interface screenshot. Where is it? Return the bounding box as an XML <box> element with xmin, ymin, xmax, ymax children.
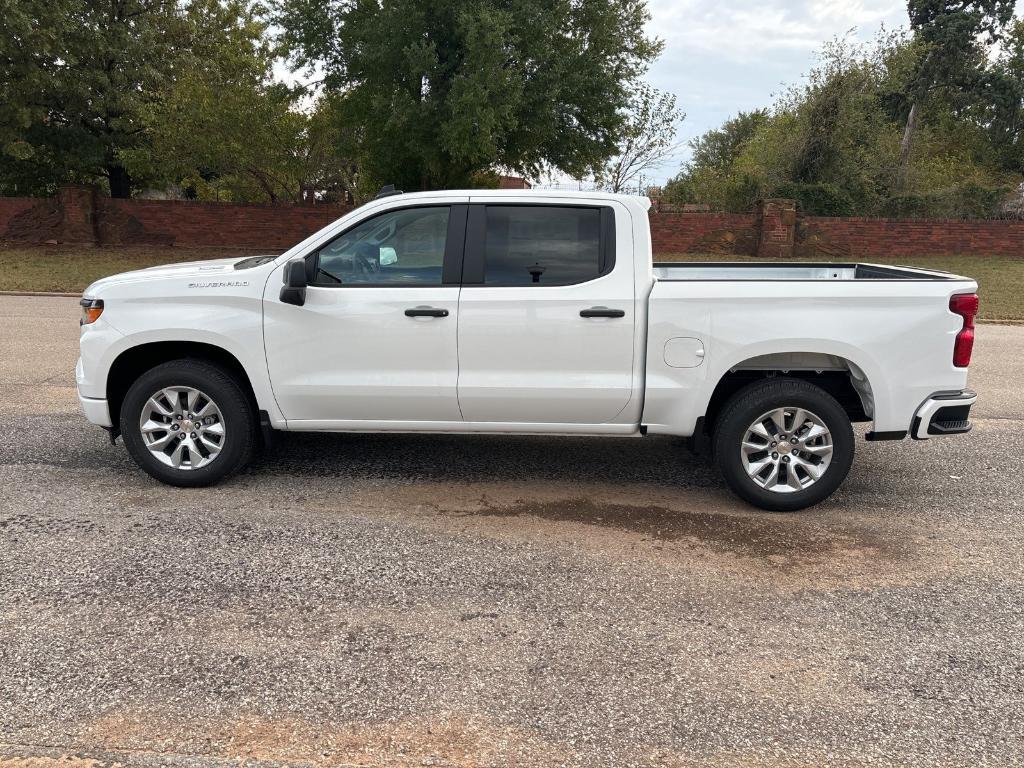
<box><xmin>0</xmin><ymin>0</ymin><xmax>267</xmax><ymax>197</ymax></box>
<box><xmin>662</xmin><ymin>110</ymin><xmax>767</xmax><ymax>205</ymax></box>
<box><xmin>133</xmin><ymin>78</ymin><xmax>306</xmax><ymax>204</ymax></box>
<box><xmin>127</xmin><ymin>34</ymin><xmax>361</xmax><ymax>206</ymax></box>
<box><xmin>274</xmin><ymin>0</ymin><xmax>662</xmax><ymax>191</ymax></box>
<box><xmin>661</xmin><ymin>31</ymin><xmax>1014</xmax><ymax>217</ymax></box>
<box><xmin>897</xmin><ymin>0</ymin><xmax>1016</xmax><ymax>191</ymax></box>
<box><xmin>688</xmin><ymin>110</ymin><xmax>769</xmax><ymax>174</ymax></box>
<box><xmin>596</xmin><ymin>84</ymin><xmax>683</xmax><ymax>193</ymax></box>
<box><xmin>985</xmin><ymin>19</ymin><xmax>1024</xmax><ymax>176</ymax></box>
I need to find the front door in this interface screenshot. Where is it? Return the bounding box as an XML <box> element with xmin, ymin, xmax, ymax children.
<box><xmin>456</xmin><ymin>202</ymin><xmax>636</xmax><ymax>425</ymax></box>
<box><xmin>264</xmin><ymin>202</ymin><xmax>467</xmax><ymax>424</ymax></box>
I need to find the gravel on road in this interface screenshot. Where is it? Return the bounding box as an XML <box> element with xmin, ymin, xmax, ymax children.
<box><xmin>1</xmin><ymin>296</ymin><xmax>1022</xmax><ymax>768</ymax></box>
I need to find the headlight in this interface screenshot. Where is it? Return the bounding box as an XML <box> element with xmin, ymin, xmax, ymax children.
<box><xmin>80</xmin><ymin>297</ymin><xmax>104</xmax><ymax>325</ymax></box>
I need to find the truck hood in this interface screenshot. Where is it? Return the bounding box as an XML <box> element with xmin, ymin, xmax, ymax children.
<box><xmin>83</xmin><ymin>255</ymin><xmax>277</xmax><ymax>296</ymax></box>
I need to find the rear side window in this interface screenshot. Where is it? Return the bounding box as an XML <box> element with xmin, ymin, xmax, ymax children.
<box><xmin>481</xmin><ymin>206</ymin><xmax>608</xmax><ymax>286</ymax></box>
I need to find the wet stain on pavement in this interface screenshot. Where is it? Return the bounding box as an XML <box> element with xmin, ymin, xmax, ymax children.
<box><xmin>459</xmin><ymin>496</ymin><xmax>905</xmax><ymax>563</ymax></box>
<box><xmin>335</xmin><ymin>480</ymin><xmax>916</xmax><ymax>576</ymax></box>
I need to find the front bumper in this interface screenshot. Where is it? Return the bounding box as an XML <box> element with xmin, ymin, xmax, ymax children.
<box><xmin>911</xmin><ymin>389</ymin><xmax>977</xmax><ymax>440</ymax></box>
<box><xmin>78</xmin><ymin>391</ymin><xmax>112</xmax><ymax>428</ymax></box>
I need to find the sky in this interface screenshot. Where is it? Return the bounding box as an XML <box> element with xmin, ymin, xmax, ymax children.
<box><xmin>635</xmin><ymin>0</ymin><xmax>911</xmax><ymax>185</ymax></box>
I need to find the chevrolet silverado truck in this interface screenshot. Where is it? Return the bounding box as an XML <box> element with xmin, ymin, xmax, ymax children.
<box><xmin>77</xmin><ymin>189</ymin><xmax>979</xmax><ymax>511</ymax></box>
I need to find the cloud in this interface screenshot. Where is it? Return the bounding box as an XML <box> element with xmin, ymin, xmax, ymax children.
<box><xmin>641</xmin><ymin>0</ymin><xmax>909</xmax><ymax>181</ymax></box>
<box><xmin>648</xmin><ymin>0</ymin><xmax>905</xmax><ymax>62</ymax></box>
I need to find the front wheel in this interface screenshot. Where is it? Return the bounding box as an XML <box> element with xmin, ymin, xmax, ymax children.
<box><xmin>120</xmin><ymin>359</ymin><xmax>256</xmax><ymax>487</ymax></box>
<box><xmin>713</xmin><ymin>378</ymin><xmax>854</xmax><ymax>512</ymax></box>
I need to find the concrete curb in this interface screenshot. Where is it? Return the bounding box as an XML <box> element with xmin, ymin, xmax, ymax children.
<box><xmin>0</xmin><ymin>290</ymin><xmax>80</xmax><ymax>297</ymax></box>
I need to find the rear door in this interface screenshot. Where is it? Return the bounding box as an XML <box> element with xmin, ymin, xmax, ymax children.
<box><xmin>456</xmin><ymin>202</ymin><xmax>636</xmax><ymax>425</ymax></box>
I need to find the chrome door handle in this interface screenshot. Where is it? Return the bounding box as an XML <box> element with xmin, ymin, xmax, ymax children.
<box><xmin>580</xmin><ymin>306</ymin><xmax>625</xmax><ymax>318</ymax></box>
<box><xmin>404</xmin><ymin>306</ymin><xmax>449</xmax><ymax>318</ymax></box>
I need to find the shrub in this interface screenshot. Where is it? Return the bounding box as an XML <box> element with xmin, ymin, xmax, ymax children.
<box><xmin>772</xmin><ymin>182</ymin><xmax>856</xmax><ymax>216</ymax></box>
<box><xmin>880</xmin><ymin>183</ymin><xmax>1013</xmax><ymax>219</ymax></box>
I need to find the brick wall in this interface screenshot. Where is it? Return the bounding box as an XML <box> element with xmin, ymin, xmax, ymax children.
<box><xmin>648</xmin><ymin>212</ymin><xmax>759</xmax><ymax>256</ymax></box>
<box><xmin>99</xmin><ymin>198</ymin><xmax>352</xmax><ymax>249</ymax></box>
<box><xmin>3</xmin><ymin>189</ymin><xmax>1024</xmax><ymax>258</ymax></box>
<box><xmin>0</xmin><ymin>188</ymin><xmax>353</xmax><ymax>250</ymax></box>
<box><xmin>796</xmin><ymin>216</ymin><xmax>1024</xmax><ymax>259</ymax></box>
<box><xmin>757</xmin><ymin>199</ymin><xmax>797</xmax><ymax>259</ymax></box>
<box><xmin>0</xmin><ymin>197</ymin><xmax>41</xmax><ymax>235</ymax></box>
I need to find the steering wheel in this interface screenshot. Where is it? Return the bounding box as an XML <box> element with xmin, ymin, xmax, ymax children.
<box><xmin>354</xmin><ymin>253</ymin><xmax>379</xmax><ymax>275</ymax></box>
<box><xmin>353</xmin><ymin>243</ymin><xmax>381</xmax><ymax>276</ymax></box>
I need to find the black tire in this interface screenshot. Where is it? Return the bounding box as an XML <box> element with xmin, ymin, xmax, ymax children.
<box><xmin>120</xmin><ymin>359</ymin><xmax>256</xmax><ymax>487</ymax></box>
<box><xmin>712</xmin><ymin>377</ymin><xmax>854</xmax><ymax>512</ymax></box>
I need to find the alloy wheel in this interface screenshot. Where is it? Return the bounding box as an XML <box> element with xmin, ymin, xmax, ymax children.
<box><xmin>138</xmin><ymin>386</ymin><xmax>226</xmax><ymax>470</ymax></box>
<box><xmin>739</xmin><ymin>407</ymin><xmax>834</xmax><ymax>493</ymax></box>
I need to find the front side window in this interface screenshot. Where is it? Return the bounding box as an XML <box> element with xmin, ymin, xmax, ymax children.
<box><xmin>313</xmin><ymin>206</ymin><xmax>450</xmax><ymax>286</ymax></box>
<box><xmin>483</xmin><ymin>206</ymin><xmax>603</xmax><ymax>286</ymax></box>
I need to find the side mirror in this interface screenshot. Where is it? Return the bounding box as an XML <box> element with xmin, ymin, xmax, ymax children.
<box><xmin>280</xmin><ymin>259</ymin><xmax>307</xmax><ymax>306</ymax></box>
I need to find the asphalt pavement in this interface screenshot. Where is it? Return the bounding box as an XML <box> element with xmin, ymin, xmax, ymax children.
<box><xmin>1</xmin><ymin>295</ymin><xmax>1022</xmax><ymax>768</ymax></box>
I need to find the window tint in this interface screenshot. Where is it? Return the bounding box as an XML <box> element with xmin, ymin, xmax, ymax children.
<box><xmin>483</xmin><ymin>206</ymin><xmax>602</xmax><ymax>286</ymax></box>
<box><xmin>313</xmin><ymin>206</ymin><xmax>449</xmax><ymax>286</ymax></box>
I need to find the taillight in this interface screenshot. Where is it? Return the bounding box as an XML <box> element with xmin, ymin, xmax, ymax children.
<box><xmin>949</xmin><ymin>293</ymin><xmax>978</xmax><ymax>368</ymax></box>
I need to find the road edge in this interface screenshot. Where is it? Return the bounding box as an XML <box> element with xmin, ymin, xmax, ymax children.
<box><xmin>0</xmin><ymin>290</ymin><xmax>80</xmax><ymax>297</ymax></box>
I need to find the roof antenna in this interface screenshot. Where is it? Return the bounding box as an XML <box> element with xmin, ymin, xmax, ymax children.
<box><xmin>375</xmin><ymin>184</ymin><xmax>403</xmax><ymax>199</ymax></box>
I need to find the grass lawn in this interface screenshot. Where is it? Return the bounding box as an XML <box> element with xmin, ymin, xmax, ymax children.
<box><xmin>0</xmin><ymin>244</ymin><xmax>1020</xmax><ymax>321</ymax></box>
<box><xmin>659</xmin><ymin>252</ymin><xmax>1024</xmax><ymax>322</ymax></box>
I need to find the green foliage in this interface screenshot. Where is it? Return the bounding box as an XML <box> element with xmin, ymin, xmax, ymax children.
<box><xmin>689</xmin><ymin>111</ymin><xmax>769</xmax><ymax>173</ymax></box>
<box><xmin>129</xmin><ymin>66</ymin><xmax>364</xmax><ymax>203</ymax></box>
<box><xmin>664</xmin><ymin>30</ymin><xmax>1019</xmax><ymax>218</ymax></box>
<box><xmin>661</xmin><ymin>110</ymin><xmax>767</xmax><ymax>208</ymax></box>
<box><xmin>273</xmin><ymin>0</ymin><xmax>663</xmax><ymax>191</ymax></box>
<box><xmin>772</xmin><ymin>182</ymin><xmax>856</xmax><ymax>217</ymax></box>
<box><xmin>0</xmin><ymin>0</ymin><xmax>269</xmax><ymax>197</ymax></box>
<box><xmin>881</xmin><ymin>183</ymin><xmax>1013</xmax><ymax>219</ymax></box>
<box><xmin>906</xmin><ymin>0</ymin><xmax>1016</xmax><ymax>98</ymax></box>
<box><xmin>985</xmin><ymin>19</ymin><xmax>1024</xmax><ymax>176</ymax></box>
<box><xmin>892</xmin><ymin>1</ymin><xmax>1016</xmax><ymax>192</ymax></box>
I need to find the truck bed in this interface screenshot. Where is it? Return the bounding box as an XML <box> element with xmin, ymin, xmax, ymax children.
<box><xmin>642</xmin><ymin>261</ymin><xmax>977</xmax><ymax>438</ymax></box>
<box><xmin>652</xmin><ymin>262</ymin><xmax>965</xmax><ymax>282</ymax></box>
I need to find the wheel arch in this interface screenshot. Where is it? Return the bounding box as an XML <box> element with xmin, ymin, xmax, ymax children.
<box><xmin>106</xmin><ymin>341</ymin><xmax>259</xmax><ymax>431</ymax></box>
<box><xmin>700</xmin><ymin>351</ymin><xmax>876</xmax><ymax>436</ymax></box>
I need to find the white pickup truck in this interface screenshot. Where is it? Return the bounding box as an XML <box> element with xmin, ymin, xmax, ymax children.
<box><xmin>77</xmin><ymin>189</ymin><xmax>979</xmax><ymax>511</ymax></box>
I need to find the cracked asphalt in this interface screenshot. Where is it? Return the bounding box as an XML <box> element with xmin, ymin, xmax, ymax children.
<box><xmin>1</xmin><ymin>295</ymin><xmax>1022</xmax><ymax>768</ymax></box>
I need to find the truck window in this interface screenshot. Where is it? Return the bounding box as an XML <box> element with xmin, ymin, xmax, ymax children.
<box><xmin>482</xmin><ymin>206</ymin><xmax>604</xmax><ymax>286</ymax></box>
<box><xmin>313</xmin><ymin>206</ymin><xmax>450</xmax><ymax>286</ymax></box>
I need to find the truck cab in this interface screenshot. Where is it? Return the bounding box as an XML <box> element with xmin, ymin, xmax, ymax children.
<box><xmin>264</xmin><ymin>192</ymin><xmax>647</xmax><ymax>431</ymax></box>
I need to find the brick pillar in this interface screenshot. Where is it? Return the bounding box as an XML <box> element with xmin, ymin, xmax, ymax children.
<box><xmin>56</xmin><ymin>185</ymin><xmax>99</xmax><ymax>244</ymax></box>
<box><xmin>756</xmin><ymin>198</ymin><xmax>796</xmax><ymax>259</ymax></box>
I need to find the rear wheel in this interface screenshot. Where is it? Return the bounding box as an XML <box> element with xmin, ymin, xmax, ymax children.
<box><xmin>713</xmin><ymin>378</ymin><xmax>854</xmax><ymax>511</ymax></box>
<box><xmin>120</xmin><ymin>359</ymin><xmax>256</xmax><ymax>487</ymax></box>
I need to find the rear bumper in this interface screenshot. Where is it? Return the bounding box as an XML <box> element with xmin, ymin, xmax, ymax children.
<box><xmin>911</xmin><ymin>389</ymin><xmax>977</xmax><ymax>440</ymax></box>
